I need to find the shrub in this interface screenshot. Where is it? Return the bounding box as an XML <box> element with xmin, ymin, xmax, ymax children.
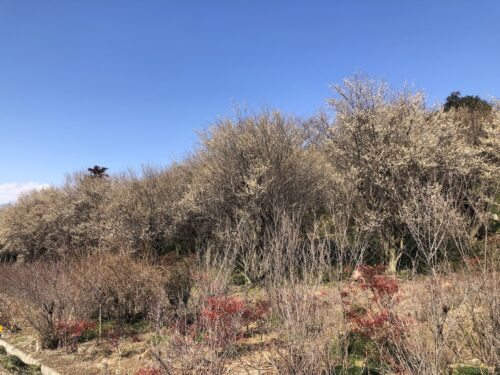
<box><xmin>103</xmin><ymin>165</ymin><xmax>193</xmax><ymax>256</ymax></box>
<box><xmin>0</xmin><ymin>354</ymin><xmax>42</xmax><ymax>375</ymax></box>
<box><xmin>1</xmin><ymin>261</ymin><xmax>96</xmax><ymax>348</ymax></box>
<box><xmin>0</xmin><ymin>173</ymin><xmax>112</xmax><ymax>260</ymax></box>
<box><xmin>55</xmin><ymin>320</ymin><xmax>96</xmax><ymax>350</ymax></box>
<box><xmin>187</xmin><ymin>110</ymin><xmax>330</xmax><ymax>249</ymax></box>
<box><xmin>183</xmin><ymin>295</ymin><xmax>269</xmax><ymax>348</ymax></box>
<box><xmin>458</xmin><ymin>272</ymin><xmax>500</xmax><ymax>368</ymax></box>
<box><xmin>164</xmin><ymin>262</ymin><xmax>193</xmax><ymax>308</ymax></box>
<box><xmin>0</xmin><ymin>297</ymin><xmax>19</xmax><ymax>333</ymax></box>
<box><xmin>197</xmin><ymin>295</ymin><xmax>246</xmax><ymax>347</ymax></box>
<box><xmin>323</xmin><ymin>76</ymin><xmax>499</xmax><ymax>271</ymax></box>
<box><xmin>451</xmin><ymin>366</ymin><xmax>490</xmax><ymax>375</ymax></box>
<box><xmin>342</xmin><ymin>266</ymin><xmax>402</xmax><ymax>340</ymax></box>
<box><xmin>152</xmin><ymin>293</ymin><xmax>269</xmax><ymax>374</ymax></box>
<box><xmin>134</xmin><ymin>368</ymin><xmax>161</xmax><ymax>375</ymax></box>
<box><xmin>264</xmin><ymin>280</ymin><xmax>338</xmax><ymax>375</ymax></box>
<box><xmin>73</xmin><ymin>253</ymin><xmax>165</xmax><ymax>322</ymax></box>
<box><xmin>341</xmin><ymin>265</ymin><xmax>407</xmax><ymax>372</ymax></box>
<box><xmin>1</xmin><ymin>254</ymin><xmax>164</xmax><ymax>348</ymax></box>
<box><xmin>0</xmin><ymin>187</ymin><xmax>69</xmax><ymax>260</ymax></box>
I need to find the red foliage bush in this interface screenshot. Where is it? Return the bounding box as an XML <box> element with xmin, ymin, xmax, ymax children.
<box><xmin>176</xmin><ymin>295</ymin><xmax>270</xmax><ymax>349</ymax></box>
<box><xmin>134</xmin><ymin>367</ymin><xmax>161</xmax><ymax>375</ymax></box>
<box><xmin>56</xmin><ymin>320</ymin><xmax>96</xmax><ymax>338</ymax></box>
<box><xmin>342</xmin><ymin>265</ymin><xmax>403</xmax><ymax>340</ymax></box>
<box><xmin>55</xmin><ymin>319</ymin><xmax>96</xmax><ymax>349</ymax></box>
<box><xmin>242</xmin><ymin>300</ymin><xmax>271</xmax><ymax>322</ymax></box>
<box><xmin>197</xmin><ymin>295</ymin><xmax>246</xmax><ymax>347</ymax></box>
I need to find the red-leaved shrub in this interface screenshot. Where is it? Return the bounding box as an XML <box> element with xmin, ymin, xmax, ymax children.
<box><xmin>55</xmin><ymin>319</ymin><xmax>96</xmax><ymax>349</ymax></box>
<box><xmin>134</xmin><ymin>367</ymin><xmax>161</xmax><ymax>375</ymax></box>
<box><xmin>342</xmin><ymin>265</ymin><xmax>403</xmax><ymax>340</ymax></box>
<box><xmin>175</xmin><ymin>295</ymin><xmax>269</xmax><ymax>349</ymax></box>
<box><xmin>197</xmin><ymin>295</ymin><xmax>246</xmax><ymax>347</ymax></box>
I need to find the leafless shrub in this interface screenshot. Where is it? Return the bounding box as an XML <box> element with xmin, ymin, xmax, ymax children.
<box><xmin>194</xmin><ymin>237</ymin><xmax>239</xmax><ymax>297</ymax></box>
<box><xmin>455</xmin><ymin>260</ymin><xmax>500</xmax><ymax>368</ymax></box>
<box><xmin>164</xmin><ymin>260</ymin><xmax>194</xmax><ymax>309</ymax></box>
<box><xmin>71</xmin><ymin>253</ymin><xmax>165</xmax><ymax>323</ymax></box>
<box><xmin>1</xmin><ymin>260</ymin><xmax>96</xmax><ymax>348</ymax></box>
<box><xmin>151</xmin><ymin>333</ymin><xmax>228</xmax><ymax>375</ymax></box>
<box><xmin>394</xmin><ymin>180</ymin><xmax>497</xmax><ymax>373</ymax></box>
<box><xmin>256</xmin><ymin>214</ymin><xmax>340</xmax><ymax>374</ymax></box>
<box><xmin>266</xmin><ymin>283</ymin><xmax>337</xmax><ymax>375</ymax></box>
<box><xmin>0</xmin><ymin>291</ymin><xmax>20</xmax><ymax>333</ymax></box>
<box><xmin>400</xmin><ymin>182</ymin><xmax>472</xmax><ymax>272</ymax></box>
<box><xmin>152</xmin><ymin>275</ymin><xmax>266</xmax><ymax>374</ymax></box>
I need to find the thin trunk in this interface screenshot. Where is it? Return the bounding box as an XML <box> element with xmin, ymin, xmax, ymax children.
<box><xmin>386</xmin><ymin>237</ymin><xmax>403</xmax><ymax>274</ymax></box>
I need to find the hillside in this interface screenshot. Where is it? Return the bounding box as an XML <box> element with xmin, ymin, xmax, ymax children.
<box><xmin>0</xmin><ymin>78</ymin><xmax>498</xmax><ymax>374</ymax></box>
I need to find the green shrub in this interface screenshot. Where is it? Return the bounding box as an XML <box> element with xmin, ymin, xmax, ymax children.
<box><xmin>0</xmin><ymin>354</ymin><xmax>42</xmax><ymax>375</ymax></box>
<box><xmin>451</xmin><ymin>366</ymin><xmax>489</xmax><ymax>375</ymax></box>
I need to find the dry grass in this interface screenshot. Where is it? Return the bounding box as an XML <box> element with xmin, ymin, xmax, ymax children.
<box><xmin>0</xmin><ymin>267</ymin><xmax>498</xmax><ymax>374</ymax></box>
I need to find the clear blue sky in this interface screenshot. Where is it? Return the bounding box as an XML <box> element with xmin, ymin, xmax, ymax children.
<box><xmin>1</xmin><ymin>1</ymin><xmax>499</xmax><ymax>201</ymax></box>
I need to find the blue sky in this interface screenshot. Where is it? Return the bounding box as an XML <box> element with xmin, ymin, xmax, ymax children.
<box><xmin>1</xmin><ymin>1</ymin><xmax>499</xmax><ymax>202</ymax></box>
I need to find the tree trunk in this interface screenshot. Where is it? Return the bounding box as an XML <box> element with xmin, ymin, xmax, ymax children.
<box><xmin>387</xmin><ymin>247</ymin><xmax>398</xmax><ymax>274</ymax></box>
<box><xmin>385</xmin><ymin>237</ymin><xmax>403</xmax><ymax>274</ymax></box>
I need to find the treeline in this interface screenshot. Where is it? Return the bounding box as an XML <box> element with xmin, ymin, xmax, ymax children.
<box><xmin>1</xmin><ymin>76</ymin><xmax>498</xmax><ymax>272</ymax></box>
